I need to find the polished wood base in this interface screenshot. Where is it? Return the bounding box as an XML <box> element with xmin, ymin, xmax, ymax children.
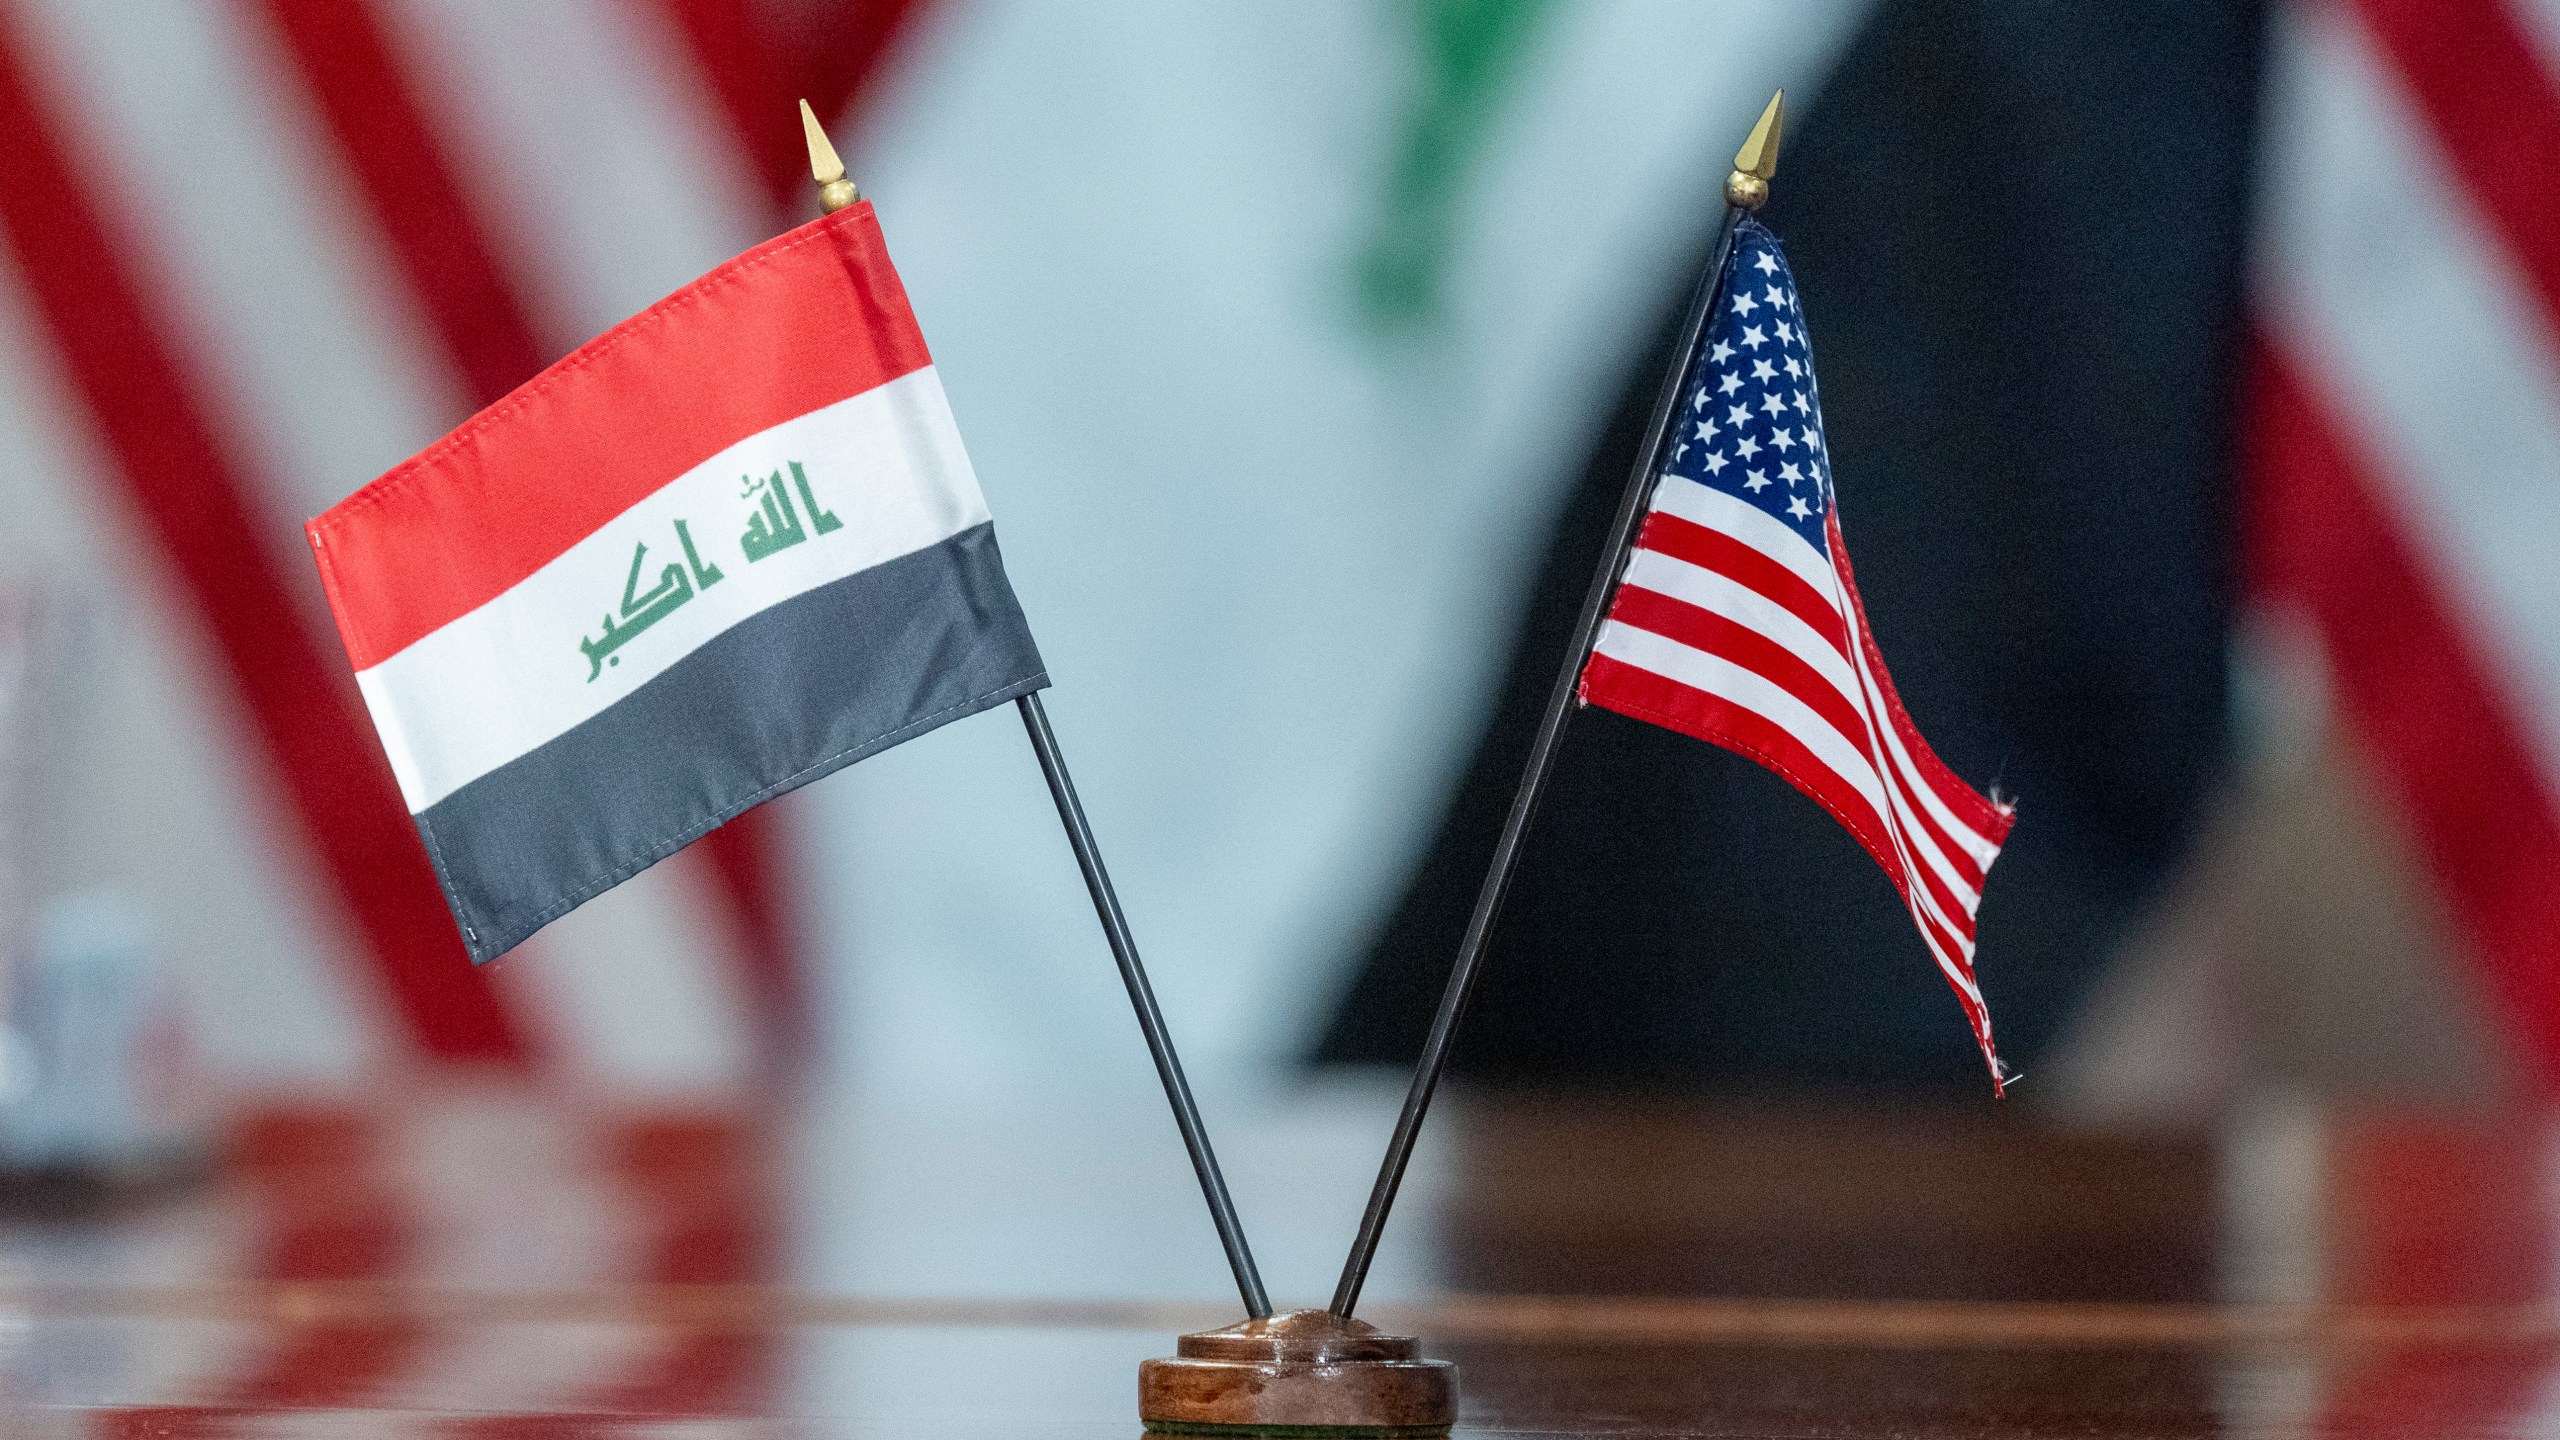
<box><xmin>1139</xmin><ymin>1308</ymin><xmax>1457</xmax><ymax>1435</ymax></box>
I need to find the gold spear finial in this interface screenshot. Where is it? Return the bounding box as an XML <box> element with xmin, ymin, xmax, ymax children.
<box><xmin>1724</xmin><ymin>90</ymin><xmax>1783</xmax><ymax>210</ymax></box>
<box><xmin>802</xmin><ymin>98</ymin><xmax>859</xmax><ymax>213</ymax></box>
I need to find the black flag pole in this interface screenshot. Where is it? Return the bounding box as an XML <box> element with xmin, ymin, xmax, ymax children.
<box><xmin>800</xmin><ymin>105</ymin><xmax>1270</xmax><ymax>1320</ymax></box>
<box><xmin>1016</xmin><ymin>692</ymin><xmax>1272</xmax><ymax>1317</ymax></box>
<box><xmin>1328</xmin><ymin>92</ymin><xmax>1785</xmax><ymax>1318</ymax></box>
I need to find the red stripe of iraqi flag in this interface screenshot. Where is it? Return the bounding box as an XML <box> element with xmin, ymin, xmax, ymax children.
<box><xmin>311</xmin><ymin>204</ymin><xmax>931</xmax><ymax>673</ymax></box>
<box><xmin>0</xmin><ymin>13</ymin><xmax>531</xmax><ymax>1063</ymax></box>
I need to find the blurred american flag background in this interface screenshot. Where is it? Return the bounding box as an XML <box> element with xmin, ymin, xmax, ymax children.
<box><xmin>0</xmin><ymin>0</ymin><xmax>902</xmax><ymax>1091</ymax></box>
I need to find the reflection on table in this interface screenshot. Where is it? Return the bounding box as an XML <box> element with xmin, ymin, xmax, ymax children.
<box><xmin>0</xmin><ymin>1083</ymin><xmax>2553</xmax><ymax>1437</ymax></box>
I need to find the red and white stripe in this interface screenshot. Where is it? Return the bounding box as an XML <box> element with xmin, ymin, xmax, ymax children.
<box><xmin>0</xmin><ymin>0</ymin><xmax>929</xmax><ymax>1082</ymax></box>
<box><xmin>2250</xmin><ymin>0</ymin><xmax>2560</xmax><ymax>1087</ymax></box>
<box><xmin>310</xmin><ymin>208</ymin><xmax>972</xmax><ymax>815</ymax></box>
<box><xmin>1581</xmin><ymin>476</ymin><xmax>2016</xmax><ymax>1088</ymax></box>
<box><xmin>60</xmin><ymin>1091</ymin><xmax>785</xmax><ymax>1430</ymax></box>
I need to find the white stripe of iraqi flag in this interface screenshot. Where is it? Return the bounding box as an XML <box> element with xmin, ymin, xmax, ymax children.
<box><xmin>307</xmin><ymin>204</ymin><xmax>1047</xmax><ymax>962</ymax></box>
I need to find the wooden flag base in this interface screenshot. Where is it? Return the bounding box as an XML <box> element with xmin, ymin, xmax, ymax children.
<box><xmin>1139</xmin><ymin>1308</ymin><xmax>1456</xmax><ymax>1436</ymax></box>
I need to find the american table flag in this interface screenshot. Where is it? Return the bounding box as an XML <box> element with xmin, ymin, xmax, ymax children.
<box><xmin>1578</xmin><ymin>217</ymin><xmax>2016</xmax><ymax>1090</ymax></box>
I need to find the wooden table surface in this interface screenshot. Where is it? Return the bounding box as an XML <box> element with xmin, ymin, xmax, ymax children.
<box><xmin>3</xmin><ymin>1089</ymin><xmax>2550</xmax><ymax>1437</ymax></box>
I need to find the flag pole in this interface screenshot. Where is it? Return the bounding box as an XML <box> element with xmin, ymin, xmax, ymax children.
<box><xmin>1014</xmin><ymin>690</ymin><xmax>1271</xmax><ymax>1318</ymax></box>
<box><xmin>800</xmin><ymin>103</ymin><xmax>1271</xmax><ymax>1319</ymax></box>
<box><xmin>1328</xmin><ymin>92</ymin><xmax>1784</xmax><ymax>1318</ymax></box>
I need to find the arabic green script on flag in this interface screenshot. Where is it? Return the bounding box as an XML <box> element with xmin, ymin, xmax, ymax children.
<box><xmin>308</xmin><ymin>203</ymin><xmax>1047</xmax><ymax>961</ymax></box>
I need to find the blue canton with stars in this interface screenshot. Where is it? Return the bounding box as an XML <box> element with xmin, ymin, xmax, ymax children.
<box><xmin>1661</xmin><ymin>218</ymin><xmax>1833</xmax><ymax>549</ymax></box>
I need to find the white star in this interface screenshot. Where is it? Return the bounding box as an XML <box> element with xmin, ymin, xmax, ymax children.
<box><xmin>1740</xmin><ymin>325</ymin><xmax>1767</xmax><ymax>349</ymax></box>
<box><xmin>1775</xmin><ymin>320</ymin><xmax>1795</xmax><ymax>345</ymax></box>
<box><xmin>1693</xmin><ymin>420</ymin><xmax>1717</xmax><ymax>444</ymax></box>
<box><xmin>1691</xmin><ymin>387</ymin><xmax>1710</xmax><ymax>411</ymax></box>
<box><xmin>1780</xmin><ymin>461</ymin><xmax>1803</xmax><ymax>485</ymax></box>
<box><xmin>1750</xmin><ymin>358</ymin><xmax>1777</xmax><ymax>382</ymax></box>
<box><xmin>1732</xmin><ymin>290</ymin><xmax>1760</xmax><ymax>317</ymax></box>
<box><xmin>1709</xmin><ymin>340</ymin><xmax>1734</xmax><ymax>364</ymax></box>
<box><xmin>1770</xmin><ymin>428</ymin><xmax>1795</xmax><ymax>452</ymax></box>
<box><xmin>1745</xmin><ymin>468</ymin><xmax>1770</xmax><ymax>491</ymax></box>
<box><xmin>1792</xmin><ymin>391</ymin><xmax>1811</xmax><ymax>415</ymax></box>
<box><xmin>1761</xmin><ymin>392</ymin><xmax>1787</xmax><ymax>417</ymax></box>
<box><xmin>1671</xmin><ymin>443</ymin><xmax>1688</xmax><ymax>463</ymax></box>
<box><xmin>1701</xmin><ymin>451</ymin><xmax>1728</xmax><ymax>476</ymax></box>
<box><xmin>1754</xmin><ymin>250</ymin><xmax>1779</xmax><ymax>274</ymax></box>
<box><xmin>1727</xmin><ymin>402</ymin><xmax>1751</xmax><ymax>427</ymax></box>
<box><xmin>1734</xmin><ymin>435</ymin><xmax>1761</xmax><ymax>460</ymax></box>
<box><xmin>1783</xmin><ymin>355</ymin><xmax>1803</xmax><ymax>378</ymax></box>
<box><xmin>1719</xmin><ymin>372</ymin><xmax>1743</xmax><ymax>396</ymax></box>
<box><xmin>1787</xmin><ymin>495</ymin><xmax>1813</xmax><ymax>519</ymax></box>
<box><xmin>1765</xmin><ymin>284</ymin><xmax>1786</xmax><ymax>309</ymax></box>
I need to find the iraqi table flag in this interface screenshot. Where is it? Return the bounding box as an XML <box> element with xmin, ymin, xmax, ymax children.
<box><xmin>1576</xmin><ymin>217</ymin><xmax>2016</xmax><ymax>1090</ymax></box>
<box><xmin>308</xmin><ymin>203</ymin><xmax>1047</xmax><ymax>962</ymax></box>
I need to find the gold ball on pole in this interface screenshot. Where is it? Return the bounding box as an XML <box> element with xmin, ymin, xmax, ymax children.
<box><xmin>1723</xmin><ymin>171</ymin><xmax>1769</xmax><ymax>210</ymax></box>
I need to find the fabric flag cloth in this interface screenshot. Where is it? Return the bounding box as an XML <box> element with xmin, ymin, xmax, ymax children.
<box><xmin>1576</xmin><ymin>217</ymin><xmax>2015</xmax><ymax>1090</ymax></box>
<box><xmin>308</xmin><ymin>202</ymin><xmax>1048</xmax><ymax>962</ymax></box>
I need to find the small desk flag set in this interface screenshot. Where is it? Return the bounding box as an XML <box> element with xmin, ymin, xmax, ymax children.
<box><xmin>307</xmin><ymin>91</ymin><xmax>2009</xmax><ymax>1435</ymax></box>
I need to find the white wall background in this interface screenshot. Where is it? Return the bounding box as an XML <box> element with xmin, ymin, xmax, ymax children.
<box><xmin>798</xmin><ymin>0</ymin><xmax>1872</xmax><ymax>1302</ymax></box>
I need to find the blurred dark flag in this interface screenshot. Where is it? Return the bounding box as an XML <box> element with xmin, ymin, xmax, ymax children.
<box><xmin>1329</xmin><ymin>0</ymin><xmax>2560</xmax><ymax>1098</ymax></box>
<box><xmin>1325</xmin><ymin>0</ymin><xmax>2256</xmax><ymax>1090</ymax></box>
<box><xmin>1331</xmin><ymin>0</ymin><xmax>2560</xmax><ymax>1091</ymax></box>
